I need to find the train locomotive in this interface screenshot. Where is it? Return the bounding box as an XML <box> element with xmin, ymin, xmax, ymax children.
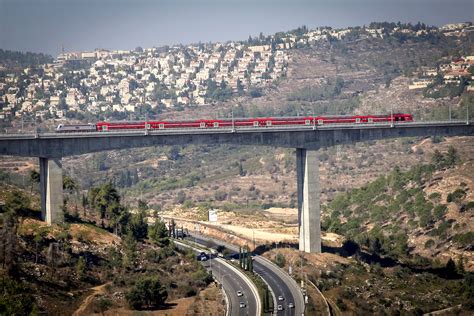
<box><xmin>55</xmin><ymin>113</ymin><xmax>413</xmax><ymax>133</ymax></box>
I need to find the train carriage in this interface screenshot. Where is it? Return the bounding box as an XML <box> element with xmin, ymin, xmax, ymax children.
<box><xmin>56</xmin><ymin>113</ymin><xmax>413</xmax><ymax>133</ymax></box>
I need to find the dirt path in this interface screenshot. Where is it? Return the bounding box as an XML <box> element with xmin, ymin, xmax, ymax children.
<box><xmin>73</xmin><ymin>282</ymin><xmax>111</xmax><ymax>316</ymax></box>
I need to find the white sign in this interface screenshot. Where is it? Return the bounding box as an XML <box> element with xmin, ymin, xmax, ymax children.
<box><xmin>208</xmin><ymin>209</ymin><xmax>218</xmax><ymax>222</ymax></box>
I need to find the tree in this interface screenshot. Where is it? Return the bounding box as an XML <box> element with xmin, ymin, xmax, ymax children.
<box><xmin>138</xmin><ymin>199</ymin><xmax>148</xmax><ymax>211</ymax></box>
<box><xmin>274</xmin><ymin>253</ymin><xmax>286</xmax><ymax>268</ymax></box>
<box><xmin>128</xmin><ymin>210</ymin><xmax>148</xmax><ymax>241</ymax></box>
<box><xmin>460</xmin><ymin>273</ymin><xmax>474</xmax><ymax>309</ymax></box>
<box><xmin>238</xmin><ymin>162</ymin><xmax>246</xmax><ymax>176</ymax></box>
<box><xmin>4</xmin><ymin>190</ymin><xmax>30</xmax><ymax>214</ymax></box>
<box><xmin>445</xmin><ymin>145</ymin><xmax>459</xmax><ymax>167</ymax></box>
<box><xmin>369</xmin><ymin>236</ymin><xmax>383</xmax><ymax>255</ymax></box>
<box><xmin>76</xmin><ymin>256</ymin><xmax>86</xmax><ymax>280</ymax></box>
<box><xmin>457</xmin><ymin>256</ymin><xmax>466</xmax><ymax>275</ymax></box>
<box><xmin>106</xmin><ymin>246</ymin><xmax>122</xmax><ymax>273</ymax></box>
<box><xmin>29</xmin><ymin>169</ymin><xmax>40</xmax><ymax>193</ymax></box>
<box><xmin>63</xmin><ymin>175</ymin><xmax>77</xmax><ymax>194</ymax></box>
<box><xmin>176</xmin><ymin>191</ymin><xmax>186</xmax><ymax>204</ymax></box>
<box><xmin>126</xmin><ymin>276</ymin><xmax>168</xmax><ymax>309</ymax></box>
<box><xmin>445</xmin><ymin>258</ymin><xmax>457</xmax><ymax>279</ymax></box>
<box><xmin>0</xmin><ymin>275</ymin><xmax>36</xmax><ymax>314</ymax></box>
<box><xmin>122</xmin><ymin>232</ymin><xmax>137</xmax><ymax>269</ymax></box>
<box><xmin>0</xmin><ymin>211</ymin><xmax>19</xmax><ymax>276</ymax></box>
<box><xmin>239</xmin><ymin>246</ymin><xmax>243</xmax><ymax>268</ymax></box>
<box><xmin>148</xmin><ymin>219</ymin><xmax>169</xmax><ymax>247</ymax></box>
<box><xmin>247</xmin><ymin>253</ymin><xmax>253</xmax><ymax>272</ymax></box>
<box><xmin>431</xmin><ymin>149</ymin><xmax>444</xmax><ymax>169</ymax></box>
<box><xmin>237</xmin><ymin>79</ymin><xmax>244</xmax><ymax>95</ymax></box>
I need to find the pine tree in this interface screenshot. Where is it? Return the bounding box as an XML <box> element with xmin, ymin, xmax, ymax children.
<box><xmin>239</xmin><ymin>246</ymin><xmax>242</xmax><ymax>268</ymax></box>
<box><xmin>431</xmin><ymin>149</ymin><xmax>445</xmax><ymax>169</ymax></box>
<box><xmin>457</xmin><ymin>256</ymin><xmax>465</xmax><ymax>275</ymax></box>
<box><xmin>445</xmin><ymin>145</ymin><xmax>459</xmax><ymax>167</ymax></box>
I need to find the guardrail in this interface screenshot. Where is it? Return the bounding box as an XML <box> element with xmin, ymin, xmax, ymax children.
<box><xmin>174</xmin><ymin>239</ymin><xmax>261</xmax><ymax>316</ymax></box>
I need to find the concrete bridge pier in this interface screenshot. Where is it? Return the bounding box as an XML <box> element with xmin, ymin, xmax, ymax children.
<box><xmin>296</xmin><ymin>148</ymin><xmax>321</xmax><ymax>253</ymax></box>
<box><xmin>39</xmin><ymin>157</ymin><xmax>64</xmax><ymax>224</ymax></box>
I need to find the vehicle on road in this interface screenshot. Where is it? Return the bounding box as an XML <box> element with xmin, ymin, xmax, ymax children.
<box><xmin>237</xmin><ymin>290</ymin><xmax>243</xmax><ymax>297</ymax></box>
<box><xmin>288</xmin><ymin>302</ymin><xmax>294</xmax><ymax>308</ymax></box>
<box><xmin>239</xmin><ymin>302</ymin><xmax>246</xmax><ymax>308</ymax></box>
<box><xmin>278</xmin><ymin>295</ymin><xmax>284</xmax><ymax>301</ymax></box>
<box><xmin>200</xmin><ymin>252</ymin><xmax>208</xmax><ymax>261</ymax></box>
<box><xmin>277</xmin><ymin>304</ymin><xmax>283</xmax><ymax>311</ymax></box>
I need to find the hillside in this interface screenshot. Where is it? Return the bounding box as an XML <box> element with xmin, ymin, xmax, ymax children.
<box><xmin>0</xmin><ymin>184</ymin><xmax>217</xmax><ymax>315</ymax></box>
<box><xmin>322</xmin><ymin>145</ymin><xmax>473</xmax><ymax>266</ymax></box>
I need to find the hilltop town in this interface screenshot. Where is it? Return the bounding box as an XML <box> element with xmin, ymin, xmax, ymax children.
<box><xmin>0</xmin><ymin>22</ymin><xmax>473</xmax><ymax>124</ymax></box>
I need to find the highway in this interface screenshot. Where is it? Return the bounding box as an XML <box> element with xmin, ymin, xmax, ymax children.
<box><xmin>175</xmin><ymin>240</ymin><xmax>258</xmax><ymax>316</ymax></box>
<box><xmin>187</xmin><ymin>233</ymin><xmax>305</xmax><ymax>316</ymax></box>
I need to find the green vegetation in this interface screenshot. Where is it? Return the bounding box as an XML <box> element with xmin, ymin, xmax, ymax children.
<box><xmin>0</xmin><ymin>274</ymin><xmax>37</xmax><ymax>315</ymax></box>
<box><xmin>0</xmin><ymin>48</ymin><xmax>53</xmax><ymax>68</ymax></box>
<box><xmin>452</xmin><ymin>232</ymin><xmax>474</xmax><ymax>248</ymax></box>
<box><xmin>316</xmin><ymin>262</ymin><xmax>474</xmax><ymax>314</ymax></box>
<box><xmin>274</xmin><ymin>253</ymin><xmax>286</xmax><ymax>268</ymax></box>
<box><xmin>125</xmin><ymin>276</ymin><xmax>168</xmax><ymax>309</ymax></box>
<box><xmin>323</xmin><ymin>146</ymin><xmax>467</xmax><ymax>258</ymax></box>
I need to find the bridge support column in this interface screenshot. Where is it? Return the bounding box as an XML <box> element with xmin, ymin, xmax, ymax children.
<box><xmin>39</xmin><ymin>157</ymin><xmax>63</xmax><ymax>224</ymax></box>
<box><xmin>296</xmin><ymin>148</ymin><xmax>321</xmax><ymax>253</ymax></box>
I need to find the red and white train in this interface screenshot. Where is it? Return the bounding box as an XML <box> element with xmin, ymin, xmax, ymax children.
<box><xmin>56</xmin><ymin>113</ymin><xmax>413</xmax><ymax>132</ymax></box>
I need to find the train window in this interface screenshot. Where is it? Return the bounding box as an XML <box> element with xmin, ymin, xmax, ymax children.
<box><xmin>355</xmin><ymin>118</ymin><xmax>361</xmax><ymax>123</ymax></box>
<box><xmin>368</xmin><ymin>118</ymin><xmax>373</xmax><ymax>123</ymax></box>
<box><xmin>305</xmin><ymin>120</ymin><xmax>310</xmax><ymax>125</ymax></box>
<box><xmin>253</xmin><ymin>121</ymin><xmax>259</xmax><ymax>127</ymax></box>
<box><xmin>102</xmin><ymin>125</ymin><xmax>108</xmax><ymax>131</ymax></box>
<box><xmin>317</xmin><ymin>119</ymin><xmax>323</xmax><ymax>125</ymax></box>
<box><xmin>159</xmin><ymin>123</ymin><xmax>164</xmax><ymax>129</ymax></box>
<box><xmin>200</xmin><ymin>122</ymin><xmax>206</xmax><ymax>128</ymax></box>
<box><xmin>213</xmin><ymin>122</ymin><xmax>219</xmax><ymax>128</ymax></box>
<box><xmin>266</xmin><ymin>121</ymin><xmax>272</xmax><ymax>126</ymax></box>
<box><xmin>145</xmin><ymin>124</ymin><xmax>151</xmax><ymax>129</ymax></box>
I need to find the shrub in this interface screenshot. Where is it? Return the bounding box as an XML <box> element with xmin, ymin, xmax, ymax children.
<box><xmin>447</xmin><ymin>189</ymin><xmax>466</xmax><ymax>203</ymax></box>
<box><xmin>433</xmin><ymin>205</ymin><xmax>447</xmax><ymax>220</ymax></box>
<box><xmin>424</xmin><ymin>239</ymin><xmax>435</xmax><ymax>249</ymax></box>
<box><xmin>274</xmin><ymin>253</ymin><xmax>286</xmax><ymax>268</ymax></box>
<box><xmin>336</xmin><ymin>297</ymin><xmax>348</xmax><ymax>311</ymax></box>
<box><xmin>0</xmin><ymin>276</ymin><xmax>36</xmax><ymax>314</ymax></box>
<box><xmin>461</xmin><ymin>201</ymin><xmax>474</xmax><ymax>213</ymax></box>
<box><xmin>452</xmin><ymin>232</ymin><xmax>474</xmax><ymax>248</ymax></box>
<box><xmin>126</xmin><ymin>276</ymin><xmax>168</xmax><ymax>310</ymax></box>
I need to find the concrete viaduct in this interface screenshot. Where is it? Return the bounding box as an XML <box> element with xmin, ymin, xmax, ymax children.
<box><xmin>1</xmin><ymin>120</ymin><xmax>473</xmax><ymax>253</ymax></box>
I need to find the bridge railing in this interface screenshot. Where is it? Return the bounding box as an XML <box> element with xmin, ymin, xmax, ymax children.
<box><xmin>0</xmin><ymin>120</ymin><xmax>470</xmax><ymax>138</ymax></box>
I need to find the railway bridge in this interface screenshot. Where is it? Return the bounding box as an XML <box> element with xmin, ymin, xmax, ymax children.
<box><xmin>1</xmin><ymin>120</ymin><xmax>473</xmax><ymax>253</ymax></box>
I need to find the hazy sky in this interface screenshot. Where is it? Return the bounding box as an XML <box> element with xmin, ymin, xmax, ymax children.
<box><xmin>0</xmin><ymin>0</ymin><xmax>473</xmax><ymax>56</ymax></box>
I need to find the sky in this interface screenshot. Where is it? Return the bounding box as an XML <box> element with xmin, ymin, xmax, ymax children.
<box><xmin>0</xmin><ymin>0</ymin><xmax>473</xmax><ymax>57</ymax></box>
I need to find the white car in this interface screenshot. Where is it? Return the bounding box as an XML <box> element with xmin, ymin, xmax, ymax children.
<box><xmin>239</xmin><ymin>302</ymin><xmax>246</xmax><ymax>308</ymax></box>
<box><xmin>278</xmin><ymin>295</ymin><xmax>284</xmax><ymax>301</ymax></box>
<box><xmin>277</xmin><ymin>304</ymin><xmax>283</xmax><ymax>311</ymax></box>
<box><xmin>288</xmin><ymin>302</ymin><xmax>294</xmax><ymax>308</ymax></box>
<box><xmin>237</xmin><ymin>290</ymin><xmax>243</xmax><ymax>297</ymax></box>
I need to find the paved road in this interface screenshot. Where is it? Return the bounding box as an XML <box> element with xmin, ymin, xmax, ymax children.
<box><xmin>175</xmin><ymin>240</ymin><xmax>258</xmax><ymax>316</ymax></box>
<box><xmin>187</xmin><ymin>233</ymin><xmax>304</xmax><ymax>316</ymax></box>
<box><xmin>202</xmin><ymin>258</ymin><xmax>257</xmax><ymax>316</ymax></box>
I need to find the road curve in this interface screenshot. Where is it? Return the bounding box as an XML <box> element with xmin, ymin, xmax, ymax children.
<box><xmin>187</xmin><ymin>233</ymin><xmax>305</xmax><ymax>316</ymax></box>
<box><xmin>174</xmin><ymin>240</ymin><xmax>259</xmax><ymax>316</ymax></box>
